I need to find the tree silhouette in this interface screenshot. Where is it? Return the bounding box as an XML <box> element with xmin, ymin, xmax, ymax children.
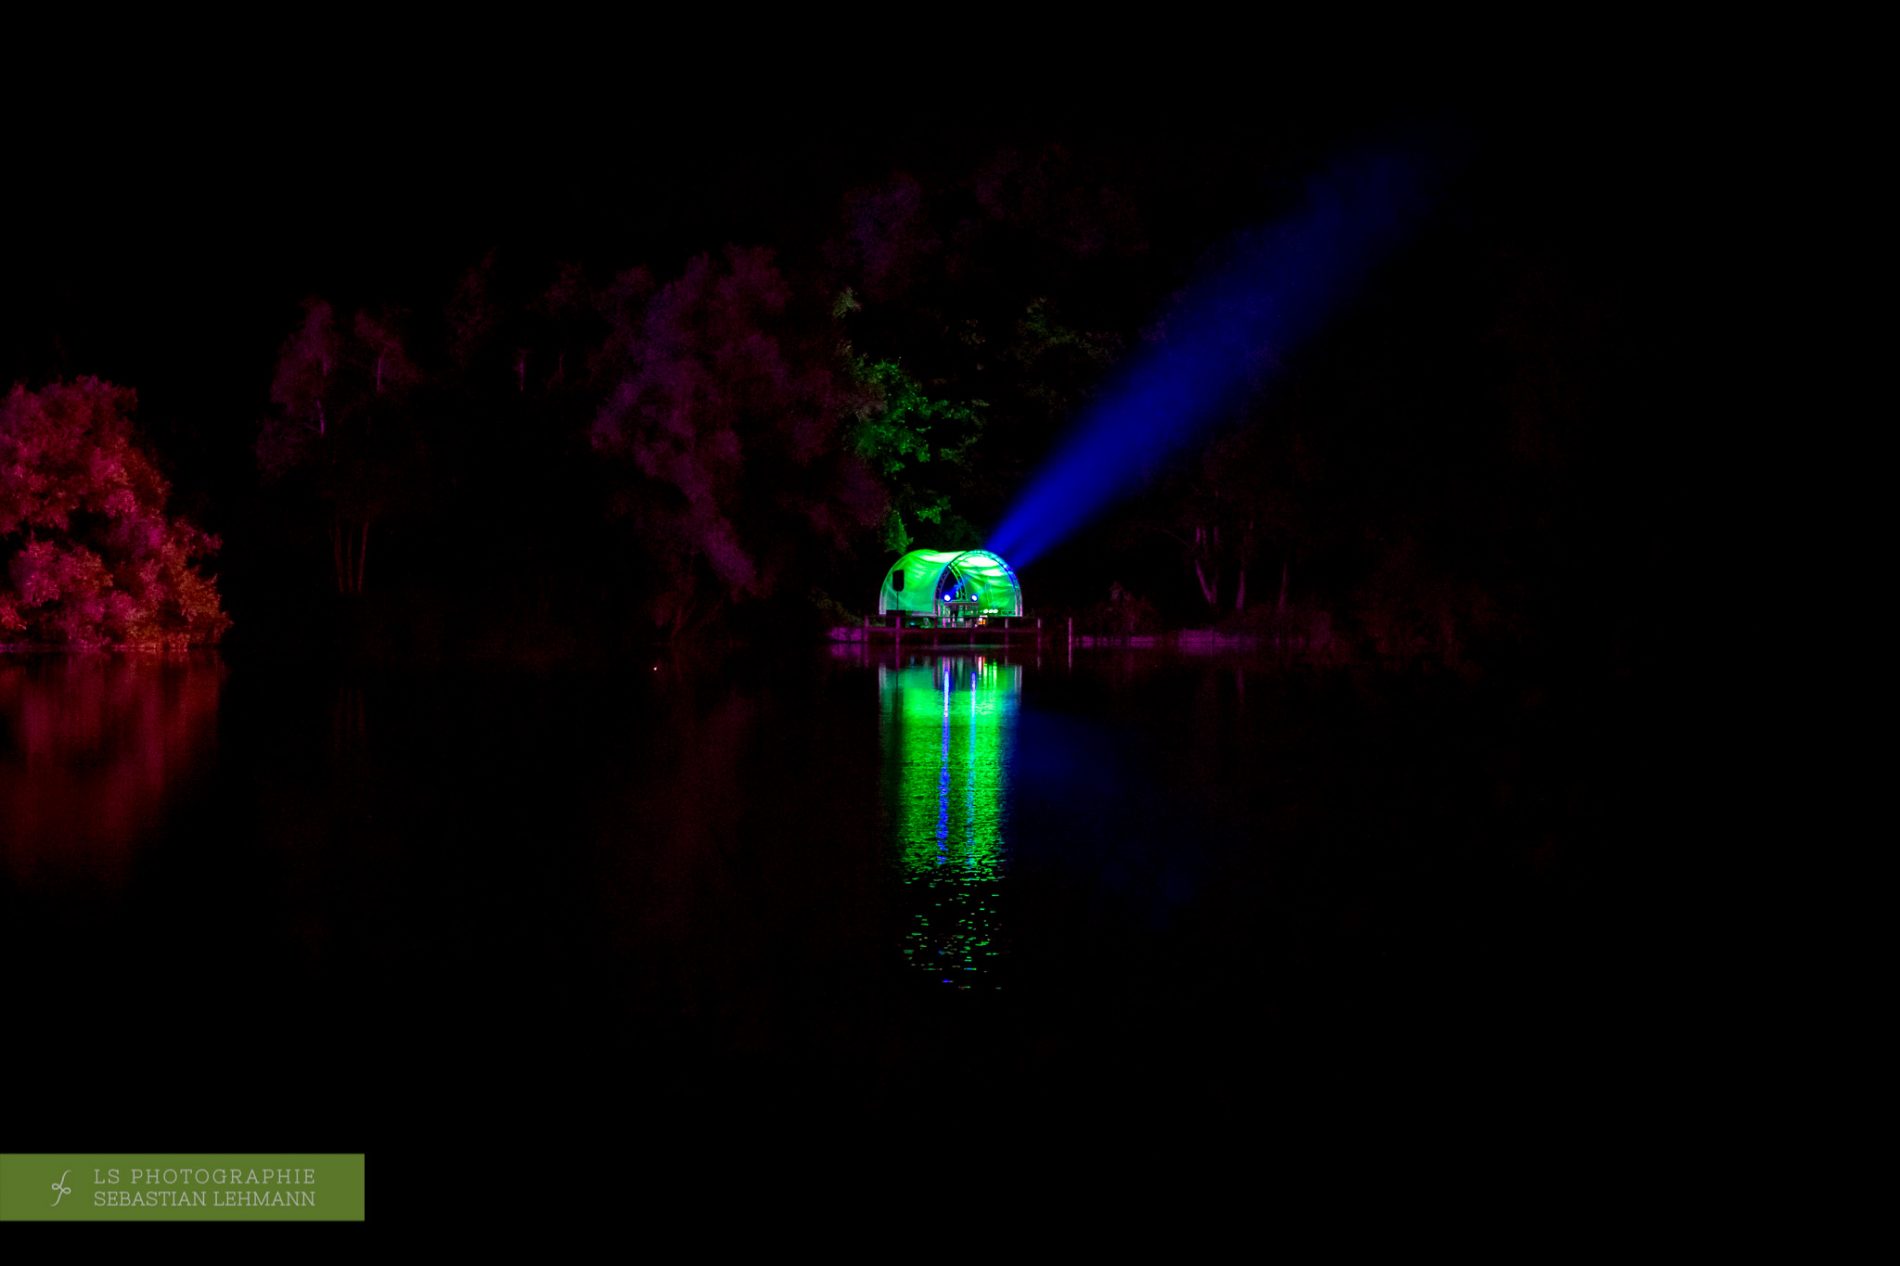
<box><xmin>257</xmin><ymin>299</ymin><xmax>422</xmax><ymax>594</ymax></box>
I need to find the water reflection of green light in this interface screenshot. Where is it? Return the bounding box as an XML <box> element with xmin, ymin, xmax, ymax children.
<box><xmin>879</xmin><ymin>656</ymin><xmax>1020</xmax><ymax>988</ymax></box>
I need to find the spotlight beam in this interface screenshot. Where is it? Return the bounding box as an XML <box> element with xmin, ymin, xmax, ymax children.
<box><xmin>988</xmin><ymin>143</ymin><xmax>1443</xmax><ymax>569</ymax></box>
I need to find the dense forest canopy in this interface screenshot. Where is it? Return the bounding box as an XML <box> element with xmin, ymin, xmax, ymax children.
<box><xmin>0</xmin><ymin>80</ymin><xmax>1669</xmax><ymax>667</ymax></box>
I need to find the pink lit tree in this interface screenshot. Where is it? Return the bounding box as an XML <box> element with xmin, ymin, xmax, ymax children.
<box><xmin>0</xmin><ymin>378</ymin><xmax>231</xmax><ymax>648</ymax></box>
<box><xmin>592</xmin><ymin>247</ymin><xmax>885</xmax><ymax>638</ymax></box>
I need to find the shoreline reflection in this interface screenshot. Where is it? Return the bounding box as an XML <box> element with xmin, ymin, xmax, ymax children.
<box><xmin>0</xmin><ymin>654</ymin><xmax>224</xmax><ymax>883</ymax></box>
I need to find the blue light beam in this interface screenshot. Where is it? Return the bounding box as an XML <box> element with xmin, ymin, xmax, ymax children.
<box><xmin>988</xmin><ymin>144</ymin><xmax>1441</xmax><ymax>568</ymax></box>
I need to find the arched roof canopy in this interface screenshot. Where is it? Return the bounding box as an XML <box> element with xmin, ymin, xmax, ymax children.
<box><xmin>878</xmin><ymin>549</ymin><xmax>1024</xmax><ymax>619</ymax></box>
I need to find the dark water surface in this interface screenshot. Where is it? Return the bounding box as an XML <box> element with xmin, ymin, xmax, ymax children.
<box><xmin>4</xmin><ymin>649</ymin><xmax>1644</xmax><ymax>1192</ymax></box>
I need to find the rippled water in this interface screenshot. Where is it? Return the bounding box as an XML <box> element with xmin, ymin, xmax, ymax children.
<box><xmin>3</xmin><ymin>648</ymin><xmax>1631</xmax><ymax>1179</ymax></box>
<box><xmin>882</xmin><ymin>657</ymin><xmax>1017</xmax><ymax>988</ymax></box>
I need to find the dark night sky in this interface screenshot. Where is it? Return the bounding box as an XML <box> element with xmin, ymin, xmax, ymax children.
<box><xmin>5</xmin><ymin>59</ymin><xmax>1666</xmax><ymax>391</ymax></box>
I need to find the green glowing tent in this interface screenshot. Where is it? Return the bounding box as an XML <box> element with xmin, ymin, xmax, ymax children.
<box><xmin>877</xmin><ymin>549</ymin><xmax>1024</xmax><ymax>624</ymax></box>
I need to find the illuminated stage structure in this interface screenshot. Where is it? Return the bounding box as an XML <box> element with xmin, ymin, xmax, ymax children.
<box><xmin>876</xmin><ymin>549</ymin><xmax>1023</xmax><ymax>629</ymax></box>
<box><xmin>878</xmin><ymin>656</ymin><xmax>1020</xmax><ymax>987</ymax></box>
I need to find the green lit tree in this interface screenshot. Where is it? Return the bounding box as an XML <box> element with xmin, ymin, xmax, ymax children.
<box><xmin>845</xmin><ymin>350</ymin><xmax>984</xmax><ymax>554</ymax></box>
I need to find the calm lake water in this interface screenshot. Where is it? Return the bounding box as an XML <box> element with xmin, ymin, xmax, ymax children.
<box><xmin>3</xmin><ymin>648</ymin><xmax>1639</xmax><ymax>1182</ymax></box>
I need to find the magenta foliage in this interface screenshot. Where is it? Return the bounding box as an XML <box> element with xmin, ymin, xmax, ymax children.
<box><xmin>592</xmin><ymin>247</ymin><xmax>883</xmax><ymax>634</ymax></box>
<box><xmin>835</xmin><ymin>174</ymin><xmax>938</xmax><ymax>301</ymax></box>
<box><xmin>1</xmin><ymin>379</ymin><xmax>230</xmax><ymax>648</ymax></box>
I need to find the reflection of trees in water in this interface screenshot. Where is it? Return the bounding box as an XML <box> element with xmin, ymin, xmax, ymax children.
<box><xmin>330</xmin><ymin>684</ymin><xmax>367</xmax><ymax>762</ymax></box>
<box><xmin>582</xmin><ymin>669</ymin><xmax>905</xmax><ymax>1058</ymax></box>
<box><xmin>0</xmin><ymin>656</ymin><xmax>223</xmax><ymax>881</ymax></box>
